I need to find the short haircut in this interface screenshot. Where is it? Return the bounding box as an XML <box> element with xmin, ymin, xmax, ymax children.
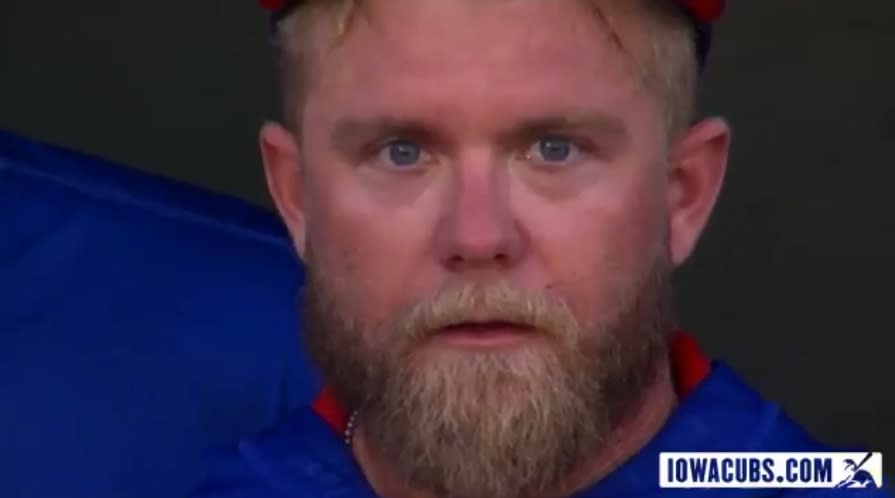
<box><xmin>273</xmin><ymin>0</ymin><xmax>699</xmax><ymax>139</ymax></box>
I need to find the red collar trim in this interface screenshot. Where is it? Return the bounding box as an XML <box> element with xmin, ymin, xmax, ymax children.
<box><xmin>312</xmin><ymin>385</ymin><xmax>350</xmax><ymax>435</ymax></box>
<box><xmin>312</xmin><ymin>331</ymin><xmax>712</xmax><ymax>434</ymax></box>
<box><xmin>668</xmin><ymin>331</ymin><xmax>712</xmax><ymax>396</ymax></box>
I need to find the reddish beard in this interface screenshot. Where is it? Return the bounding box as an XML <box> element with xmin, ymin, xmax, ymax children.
<box><xmin>300</xmin><ymin>251</ymin><xmax>674</xmax><ymax>498</ymax></box>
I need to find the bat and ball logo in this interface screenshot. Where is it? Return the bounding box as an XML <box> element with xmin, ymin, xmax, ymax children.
<box><xmin>835</xmin><ymin>452</ymin><xmax>881</xmax><ymax>489</ymax></box>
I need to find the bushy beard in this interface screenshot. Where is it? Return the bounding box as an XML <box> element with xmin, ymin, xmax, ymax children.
<box><xmin>300</xmin><ymin>250</ymin><xmax>673</xmax><ymax>498</ymax></box>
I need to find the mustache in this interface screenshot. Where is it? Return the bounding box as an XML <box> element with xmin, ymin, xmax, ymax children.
<box><xmin>391</xmin><ymin>280</ymin><xmax>580</xmax><ymax>343</ymax></box>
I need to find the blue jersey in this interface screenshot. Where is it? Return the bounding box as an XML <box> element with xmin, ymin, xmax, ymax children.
<box><xmin>192</xmin><ymin>337</ymin><xmax>891</xmax><ymax>498</ymax></box>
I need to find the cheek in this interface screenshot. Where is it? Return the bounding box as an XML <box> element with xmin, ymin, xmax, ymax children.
<box><xmin>304</xmin><ymin>167</ymin><xmax>440</xmax><ymax>328</ymax></box>
<box><xmin>518</xmin><ymin>165</ymin><xmax>666</xmax><ymax>319</ymax></box>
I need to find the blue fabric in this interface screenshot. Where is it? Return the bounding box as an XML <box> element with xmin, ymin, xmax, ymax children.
<box><xmin>0</xmin><ymin>130</ymin><xmax>322</xmax><ymax>498</ymax></box>
<box><xmin>193</xmin><ymin>364</ymin><xmax>892</xmax><ymax>498</ymax></box>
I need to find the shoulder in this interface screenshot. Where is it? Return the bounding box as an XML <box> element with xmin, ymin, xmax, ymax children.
<box><xmin>190</xmin><ymin>444</ymin><xmax>276</xmax><ymax>498</ymax></box>
<box><xmin>189</xmin><ymin>407</ymin><xmax>375</xmax><ymax>498</ymax></box>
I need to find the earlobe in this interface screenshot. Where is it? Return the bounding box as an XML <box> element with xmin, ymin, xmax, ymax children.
<box><xmin>260</xmin><ymin>121</ymin><xmax>308</xmax><ymax>259</ymax></box>
<box><xmin>667</xmin><ymin>117</ymin><xmax>732</xmax><ymax>266</ymax></box>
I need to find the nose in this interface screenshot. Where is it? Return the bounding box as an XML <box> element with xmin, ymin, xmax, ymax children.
<box><xmin>434</xmin><ymin>158</ymin><xmax>525</xmax><ymax>272</ymax></box>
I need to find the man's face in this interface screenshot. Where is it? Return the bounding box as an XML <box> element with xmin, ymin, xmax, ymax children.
<box><xmin>262</xmin><ymin>0</ymin><xmax>729</xmax><ymax>496</ymax></box>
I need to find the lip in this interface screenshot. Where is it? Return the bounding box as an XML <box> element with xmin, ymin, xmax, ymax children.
<box><xmin>428</xmin><ymin>321</ymin><xmax>537</xmax><ymax>349</ymax></box>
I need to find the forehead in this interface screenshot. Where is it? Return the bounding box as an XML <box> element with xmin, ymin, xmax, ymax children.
<box><xmin>300</xmin><ymin>0</ymin><xmax>656</xmax><ymax>137</ymax></box>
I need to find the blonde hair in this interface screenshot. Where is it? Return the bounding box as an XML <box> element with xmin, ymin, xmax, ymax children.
<box><xmin>274</xmin><ymin>0</ymin><xmax>698</xmax><ymax>138</ymax></box>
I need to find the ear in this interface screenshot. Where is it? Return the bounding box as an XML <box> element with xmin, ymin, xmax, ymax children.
<box><xmin>260</xmin><ymin>121</ymin><xmax>308</xmax><ymax>259</ymax></box>
<box><xmin>666</xmin><ymin>117</ymin><xmax>732</xmax><ymax>266</ymax></box>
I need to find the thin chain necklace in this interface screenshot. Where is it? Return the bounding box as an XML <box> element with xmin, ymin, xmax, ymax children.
<box><xmin>343</xmin><ymin>409</ymin><xmax>360</xmax><ymax>447</ymax></box>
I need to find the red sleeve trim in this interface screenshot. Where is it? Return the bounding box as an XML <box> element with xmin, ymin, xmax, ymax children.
<box><xmin>311</xmin><ymin>331</ymin><xmax>713</xmax><ymax>433</ymax></box>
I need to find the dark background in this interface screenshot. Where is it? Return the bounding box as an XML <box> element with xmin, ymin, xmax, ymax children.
<box><xmin>2</xmin><ymin>0</ymin><xmax>893</xmax><ymax>475</ymax></box>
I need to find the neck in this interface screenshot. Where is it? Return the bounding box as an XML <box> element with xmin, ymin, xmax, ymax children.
<box><xmin>351</xmin><ymin>361</ymin><xmax>677</xmax><ymax>498</ymax></box>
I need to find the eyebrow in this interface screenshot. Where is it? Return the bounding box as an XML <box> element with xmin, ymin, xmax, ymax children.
<box><xmin>501</xmin><ymin>113</ymin><xmax>629</xmax><ymax>145</ymax></box>
<box><xmin>328</xmin><ymin>111</ymin><xmax>629</xmax><ymax>152</ymax></box>
<box><xmin>329</xmin><ymin>117</ymin><xmax>442</xmax><ymax>153</ymax></box>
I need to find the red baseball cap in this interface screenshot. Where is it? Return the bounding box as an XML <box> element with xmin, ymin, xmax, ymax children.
<box><xmin>259</xmin><ymin>0</ymin><xmax>725</xmax><ymax>68</ymax></box>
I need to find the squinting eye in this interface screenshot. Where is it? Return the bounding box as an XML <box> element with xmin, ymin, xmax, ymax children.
<box><xmin>526</xmin><ymin>137</ymin><xmax>578</xmax><ymax>164</ymax></box>
<box><xmin>379</xmin><ymin>139</ymin><xmax>424</xmax><ymax>167</ymax></box>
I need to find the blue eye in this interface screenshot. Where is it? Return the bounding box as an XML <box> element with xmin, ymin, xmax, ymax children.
<box><xmin>527</xmin><ymin>137</ymin><xmax>578</xmax><ymax>164</ymax></box>
<box><xmin>380</xmin><ymin>139</ymin><xmax>423</xmax><ymax>167</ymax></box>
